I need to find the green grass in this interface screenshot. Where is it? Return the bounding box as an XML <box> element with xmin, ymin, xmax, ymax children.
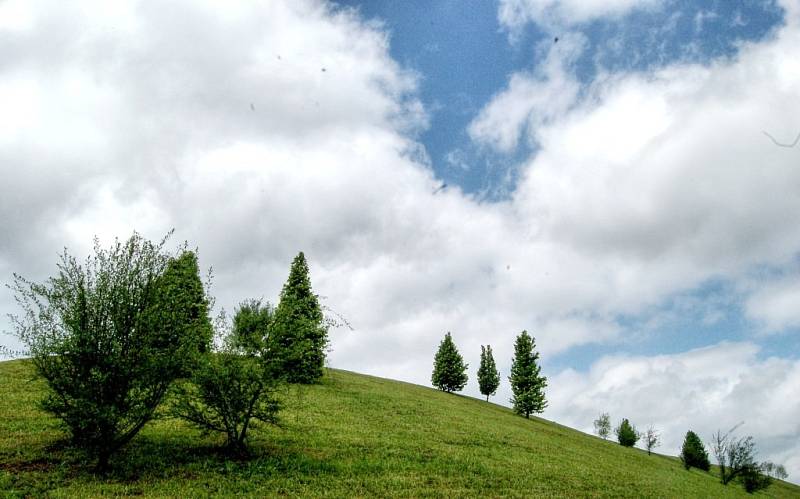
<box><xmin>1</xmin><ymin>360</ymin><xmax>798</xmax><ymax>498</ymax></box>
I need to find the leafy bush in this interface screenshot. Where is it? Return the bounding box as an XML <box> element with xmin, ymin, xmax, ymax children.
<box><xmin>172</xmin><ymin>301</ymin><xmax>281</xmax><ymax>455</ymax></box>
<box><xmin>615</xmin><ymin>419</ymin><xmax>639</xmax><ymax>447</ymax></box>
<box><xmin>9</xmin><ymin>233</ymin><xmax>212</xmax><ymax>469</ymax></box>
<box><xmin>431</xmin><ymin>332</ymin><xmax>468</xmax><ymax>393</ymax></box>
<box><xmin>680</xmin><ymin>430</ymin><xmax>710</xmax><ymax>471</ymax></box>
<box><xmin>741</xmin><ymin>463</ymin><xmax>771</xmax><ymax>493</ymax></box>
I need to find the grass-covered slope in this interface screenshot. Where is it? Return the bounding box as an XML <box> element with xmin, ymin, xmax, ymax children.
<box><xmin>1</xmin><ymin>360</ymin><xmax>798</xmax><ymax>497</ymax></box>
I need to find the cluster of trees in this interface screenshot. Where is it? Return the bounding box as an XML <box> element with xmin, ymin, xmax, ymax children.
<box><xmin>9</xmin><ymin>232</ymin><xmax>329</xmax><ymax>469</ymax></box>
<box><xmin>430</xmin><ymin>330</ymin><xmax>547</xmax><ymax>418</ymax></box>
<box><xmin>592</xmin><ymin>413</ymin><xmax>788</xmax><ymax>493</ymax></box>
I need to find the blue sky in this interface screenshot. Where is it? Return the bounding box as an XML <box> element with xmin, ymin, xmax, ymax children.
<box><xmin>336</xmin><ymin>0</ymin><xmax>798</xmax><ymax>371</ymax></box>
<box><xmin>1</xmin><ymin>0</ymin><xmax>799</xmax><ymax>477</ymax></box>
<box><xmin>340</xmin><ymin>0</ymin><xmax>783</xmax><ymax>198</ymax></box>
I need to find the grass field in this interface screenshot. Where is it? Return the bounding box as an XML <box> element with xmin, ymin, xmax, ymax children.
<box><xmin>1</xmin><ymin>359</ymin><xmax>798</xmax><ymax>497</ymax></box>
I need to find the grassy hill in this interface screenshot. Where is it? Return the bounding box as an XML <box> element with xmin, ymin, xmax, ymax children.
<box><xmin>1</xmin><ymin>359</ymin><xmax>798</xmax><ymax>498</ymax></box>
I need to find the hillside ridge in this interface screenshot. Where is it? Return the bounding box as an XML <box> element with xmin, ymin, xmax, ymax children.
<box><xmin>1</xmin><ymin>360</ymin><xmax>798</xmax><ymax>497</ymax></box>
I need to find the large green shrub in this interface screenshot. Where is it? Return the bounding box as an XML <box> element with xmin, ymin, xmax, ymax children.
<box><xmin>172</xmin><ymin>300</ymin><xmax>281</xmax><ymax>455</ymax></box>
<box><xmin>10</xmin><ymin>233</ymin><xmax>212</xmax><ymax>469</ymax></box>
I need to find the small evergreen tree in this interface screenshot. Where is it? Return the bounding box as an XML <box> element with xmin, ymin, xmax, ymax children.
<box><xmin>173</xmin><ymin>301</ymin><xmax>281</xmax><ymax>455</ymax></box>
<box><xmin>508</xmin><ymin>330</ymin><xmax>547</xmax><ymax>418</ymax></box>
<box><xmin>477</xmin><ymin>345</ymin><xmax>500</xmax><ymax>401</ymax></box>
<box><xmin>9</xmin><ymin>233</ymin><xmax>212</xmax><ymax>470</ymax></box>
<box><xmin>593</xmin><ymin>412</ymin><xmax>611</xmax><ymax>440</ymax></box>
<box><xmin>431</xmin><ymin>332</ymin><xmax>468</xmax><ymax>393</ymax></box>
<box><xmin>680</xmin><ymin>430</ymin><xmax>710</xmax><ymax>471</ymax></box>
<box><xmin>615</xmin><ymin>418</ymin><xmax>639</xmax><ymax>447</ymax></box>
<box><xmin>270</xmin><ymin>252</ymin><xmax>327</xmax><ymax>384</ymax></box>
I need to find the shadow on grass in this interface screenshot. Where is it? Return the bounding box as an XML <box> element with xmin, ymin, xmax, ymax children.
<box><xmin>1</xmin><ymin>431</ymin><xmax>338</xmax><ymax>497</ymax></box>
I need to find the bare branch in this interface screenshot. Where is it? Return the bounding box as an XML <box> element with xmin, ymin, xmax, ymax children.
<box><xmin>762</xmin><ymin>130</ymin><xmax>800</xmax><ymax>148</ymax></box>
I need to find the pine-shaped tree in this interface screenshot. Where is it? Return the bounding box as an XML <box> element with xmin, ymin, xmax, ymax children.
<box><xmin>477</xmin><ymin>345</ymin><xmax>500</xmax><ymax>401</ymax></box>
<box><xmin>270</xmin><ymin>252</ymin><xmax>327</xmax><ymax>384</ymax></box>
<box><xmin>615</xmin><ymin>418</ymin><xmax>639</xmax><ymax>447</ymax></box>
<box><xmin>680</xmin><ymin>430</ymin><xmax>711</xmax><ymax>471</ymax></box>
<box><xmin>431</xmin><ymin>332</ymin><xmax>468</xmax><ymax>393</ymax></box>
<box><xmin>509</xmin><ymin>330</ymin><xmax>547</xmax><ymax>418</ymax></box>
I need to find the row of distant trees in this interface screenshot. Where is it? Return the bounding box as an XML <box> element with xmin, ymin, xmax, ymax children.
<box><xmin>430</xmin><ymin>331</ymin><xmax>547</xmax><ymax>418</ymax></box>
<box><xmin>7</xmin><ymin>232</ymin><xmax>330</xmax><ymax>469</ymax></box>
<box><xmin>593</xmin><ymin>413</ymin><xmax>788</xmax><ymax>493</ymax></box>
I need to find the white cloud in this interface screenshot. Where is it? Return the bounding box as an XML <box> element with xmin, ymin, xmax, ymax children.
<box><xmin>498</xmin><ymin>0</ymin><xmax>664</xmax><ymax>32</ymax></box>
<box><xmin>546</xmin><ymin>341</ymin><xmax>800</xmax><ymax>480</ymax></box>
<box><xmin>468</xmin><ymin>34</ymin><xmax>584</xmax><ymax>152</ymax></box>
<box><xmin>1</xmin><ymin>0</ymin><xmax>799</xmax><ymax>483</ymax></box>
<box><xmin>746</xmin><ymin>277</ymin><xmax>800</xmax><ymax>333</ymax></box>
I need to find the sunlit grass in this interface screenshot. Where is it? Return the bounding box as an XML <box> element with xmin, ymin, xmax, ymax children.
<box><xmin>1</xmin><ymin>359</ymin><xmax>798</xmax><ymax>497</ymax></box>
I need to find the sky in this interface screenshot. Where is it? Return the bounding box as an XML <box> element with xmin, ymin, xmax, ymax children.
<box><xmin>1</xmin><ymin>0</ymin><xmax>799</xmax><ymax>482</ymax></box>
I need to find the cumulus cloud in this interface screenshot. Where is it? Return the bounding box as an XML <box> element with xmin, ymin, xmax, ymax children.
<box><xmin>746</xmin><ymin>277</ymin><xmax>800</xmax><ymax>333</ymax></box>
<box><xmin>547</xmin><ymin>341</ymin><xmax>800</xmax><ymax>480</ymax></box>
<box><xmin>1</xmin><ymin>0</ymin><xmax>799</xmax><ymax>482</ymax></box>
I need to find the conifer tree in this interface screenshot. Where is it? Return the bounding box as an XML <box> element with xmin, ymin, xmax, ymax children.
<box><xmin>680</xmin><ymin>430</ymin><xmax>711</xmax><ymax>471</ymax></box>
<box><xmin>508</xmin><ymin>330</ymin><xmax>547</xmax><ymax>418</ymax></box>
<box><xmin>477</xmin><ymin>345</ymin><xmax>500</xmax><ymax>401</ymax></box>
<box><xmin>431</xmin><ymin>332</ymin><xmax>468</xmax><ymax>393</ymax></box>
<box><xmin>615</xmin><ymin>418</ymin><xmax>639</xmax><ymax>447</ymax></box>
<box><xmin>270</xmin><ymin>252</ymin><xmax>327</xmax><ymax>384</ymax></box>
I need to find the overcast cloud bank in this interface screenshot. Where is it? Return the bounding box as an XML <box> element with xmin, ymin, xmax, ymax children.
<box><xmin>1</xmin><ymin>0</ymin><xmax>798</xmax><ymax>480</ymax></box>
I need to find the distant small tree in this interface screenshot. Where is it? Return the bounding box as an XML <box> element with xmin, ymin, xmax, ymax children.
<box><xmin>711</xmin><ymin>425</ymin><xmax>768</xmax><ymax>492</ymax></box>
<box><xmin>508</xmin><ymin>330</ymin><xmax>547</xmax><ymax>418</ymax></box>
<box><xmin>680</xmin><ymin>430</ymin><xmax>711</xmax><ymax>471</ymax></box>
<box><xmin>615</xmin><ymin>419</ymin><xmax>639</xmax><ymax>447</ymax></box>
<box><xmin>269</xmin><ymin>252</ymin><xmax>327</xmax><ymax>384</ymax></box>
<box><xmin>9</xmin><ymin>233</ymin><xmax>212</xmax><ymax>470</ymax></box>
<box><xmin>593</xmin><ymin>412</ymin><xmax>611</xmax><ymax>440</ymax></box>
<box><xmin>741</xmin><ymin>463</ymin><xmax>772</xmax><ymax>493</ymax></box>
<box><xmin>173</xmin><ymin>301</ymin><xmax>281</xmax><ymax>455</ymax></box>
<box><xmin>643</xmin><ymin>425</ymin><xmax>660</xmax><ymax>455</ymax></box>
<box><xmin>477</xmin><ymin>345</ymin><xmax>500</xmax><ymax>401</ymax></box>
<box><xmin>777</xmin><ymin>464</ymin><xmax>789</xmax><ymax>480</ymax></box>
<box><xmin>431</xmin><ymin>332</ymin><xmax>468</xmax><ymax>393</ymax></box>
<box><xmin>760</xmin><ymin>462</ymin><xmax>789</xmax><ymax>480</ymax></box>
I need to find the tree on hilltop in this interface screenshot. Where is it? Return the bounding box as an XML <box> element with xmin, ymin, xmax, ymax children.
<box><xmin>509</xmin><ymin>330</ymin><xmax>547</xmax><ymax>418</ymax></box>
<box><xmin>593</xmin><ymin>412</ymin><xmax>611</xmax><ymax>440</ymax></box>
<box><xmin>9</xmin><ymin>232</ymin><xmax>212</xmax><ymax>470</ymax></box>
<box><xmin>680</xmin><ymin>430</ymin><xmax>710</xmax><ymax>471</ymax></box>
<box><xmin>478</xmin><ymin>345</ymin><xmax>500</xmax><ymax>401</ymax></box>
<box><xmin>643</xmin><ymin>425</ymin><xmax>661</xmax><ymax>455</ymax></box>
<box><xmin>269</xmin><ymin>252</ymin><xmax>328</xmax><ymax>384</ymax></box>
<box><xmin>615</xmin><ymin>418</ymin><xmax>639</xmax><ymax>447</ymax></box>
<box><xmin>431</xmin><ymin>332</ymin><xmax>468</xmax><ymax>393</ymax></box>
<box><xmin>173</xmin><ymin>300</ymin><xmax>282</xmax><ymax>455</ymax></box>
